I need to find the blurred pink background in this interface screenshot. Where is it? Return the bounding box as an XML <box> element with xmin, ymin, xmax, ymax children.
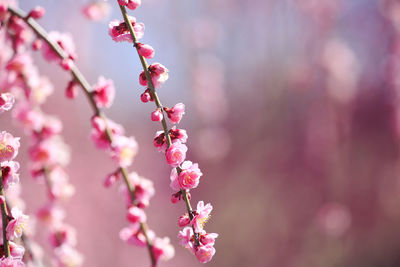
<box><xmin>3</xmin><ymin>0</ymin><xmax>400</xmax><ymax>266</ymax></box>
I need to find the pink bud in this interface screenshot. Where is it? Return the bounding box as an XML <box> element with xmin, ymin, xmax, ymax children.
<box><xmin>32</xmin><ymin>39</ymin><xmax>43</xmax><ymax>50</ymax></box>
<box><xmin>126</xmin><ymin>206</ymin><xmax>146</xmax><ymax>223</ymax></box>
<box><xmin>171</xmin><ymin>191</ymin><xmax>181</xmax><ymax>204</ymax></box>
<box><xmin>28</xmin><ymin>6</ymin><xmax>45</xmax><ymax>19</ymax></box>
<box><xmin>151</xmin><ymin>108</ymin><xmax>163</xmax><ymax>122</ymax></box>
<box><xmin>66</xmin><ymin>80</ymin><xmax>79</xmax><ymax>99</ymax></box>
<box><xmin>139</xmin><ymin>71</ymin><xmax>147</xmax><ymax>86</ymax></box>
<box><xmin>140</xmin><ymin>92</ymin><xmax>151</xmax><ymax>103</ymax></box>
<box><xmin>0</xmin><ymin>196</ymin><xmax>5</xmax><ymax>204</ymax></box>
<box><xmin>60</xmin><ymin>58</ymin><xmax>74</xmax><ymax>71</ymax></box>
<box><xmin>137</xmin><ymin>43</ymin><xmax>155</xmax><ymax>59</ymax></box>
<box><xmin>104</xmin><ymin>172</ymin><xmax>119</xmax><ymax>188</ymax></box>
<box><xmin>178</xmin><ymin>213</ymin><xmax>190</xmax><ymax>227</ymax></box>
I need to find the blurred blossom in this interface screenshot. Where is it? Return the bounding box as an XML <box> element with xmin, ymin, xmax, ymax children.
<box><xmin>316</xmin><ymin>203</ymin><xmax>351</xmax><ymax>237</ymax></box>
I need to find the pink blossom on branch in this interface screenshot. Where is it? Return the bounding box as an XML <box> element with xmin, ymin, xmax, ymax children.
<box><xmin>92</xmin><ymin>76</ymin><xmax>115</xmax><ymax>108</ymax></box>
<box><xmin>108</xmin><ymin>17</ymin><xmax>144</xmax><ymax>43</ymax></box>
<box><xmin>191</xmin><ymin>201</ymin><xmax>212</xmax><ymax>232</ymax></box>
<box><xmin>82</xmin><ymin>2</ymin><xmax>111</xmax><ymax>21</ymax></box>
<box><xmin>165</xmin><ymin>140</ymin><xmax>187</xmax><ymax>167</ymax></box>
<box><xmin>0</xmin><ymin>131</ymin><xmax>20</xmax><ymax>162</ymax></box>
<box><xmin>118</xmin><ymin>0</ymin><xmax>141</xmax><ymax>10</ymax></box>
<box><xmin>170</xmin><ymin>161</ymin><xmax>202</xmax><ymax>190</ymax></box>
<box><xmin>137</xmin><ymin>43</ymin><xmax>154</xmax><ymax>59</ymax></box>
<box><xmin>0</xmin><ymin>256</ymin><xmax>25</xmax><ymax>267</ymax></box>
<box><xmin>139</xmin><ymin>63</ymin><xmax>169</xmax><ymax>89</ymax></box>
<box><xmin>0</xmin><ymin>93</ymin><xmax>14</xmax><ymax>112</ymax></box>
<box><xmin>6</xmin><ymin>207</ymin><xmax>29</xmax><ymax>240</ymax></box>
<box><xmin>164</xmin><ymin>103</ymin><xmax>185</xmax><ymax>124</ymax></box>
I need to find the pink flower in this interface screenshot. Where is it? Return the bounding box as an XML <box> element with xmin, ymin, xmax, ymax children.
<box><xmin>199</xmin><ymin>232</ymin><xmax>218</xmax><ymax>246</ymax></box>
<box><xmin>28</xmin><ymin>6</ymin><xmax>45</xmax><ymax>19</ymax></box>
<box><xmin>111</xmin><ymin>135</ymin><xmax>138</xmax><ymax>167</ymax></box>
<box><xmin>174</xmin><ymin>161</ymin><xmax>202</xmax><ymax>190</ymax></box>
<box><xmin>164</xmin><ymin>103</ymin><xmax>185</xmax><ymax>124</ymax></box>
<box><xmin>0</xmin><ymin>131</ymin><xmax>20</xmax><ymax>162</ymax></box>
<box><xmin>9</xmin><ymin>242</ymin><xmax>25</xmax><ymax>260</ymax></box>
<box><xmin>29</xmin><ymin>137</ymin><xmax>70</xmax><ymax>166</ymax></box>
<box><xmin>178</xmin><ymin>213</ymin><xmax>190</xmax><ymax>227</ymax></box>
<box><xmin>139</xmin><ymin>63</ymin><xmax>169</xmax><ymax>88</ymax></box>
<box><xmin>151</xmin><ymin>108</ymin><xmax>163</xmax><ymax>122</ymax></box>
<box><xmin>178</xmin><ymin>227</ymin><xmax>195</xmax><ymax>253</ymax></box>
<box><xmin>49</xmin><ymin>224</ymin><xmax>77</xmax><ymax>248</ymax></box>
<box><xmin>66</xmin><ymin>80</ymin><xmax>79</xmax><ymax>99</ymax></box>
<box><xmin>140</xmin><ymin>89</ymin><xmax>153</xmax><ymax>103</ymax></box>
<box><xmin>13</xmin><ymin>103</ymin><xmax>44</xmax><ymax>132</ymax></box>
<box><xmin>151</xmin><ymin>237</ymin><xmax>175</xmax><ymax>263</ymax></box>
<box><xmin>36</xmin><ymin>203</ymin><xmax>65</xmax><ymax>226</ymax></box>
<box><xmin>119</xmin><ymin>172</ymin><xmax>154</xmax><ymax>208</ymax></box>
<box><xmin>90</xmin><ymin>116</ymin><xmax>124</xmax><ymax>149</ymax></box>
<box><xmin>1</xmin><ymin>161</ymin><xmax>20</xmax><ymax>188</ymax></box>
<box><xmin>118</xmin><ymin>0</ymin><xmax>141</xmax><ymax>10</ymax></box>
<box><xmin>126</xmin><ymin>206</ymin><xmax>146</xmax><ymax>223</ymax></box>
<box><xmin>170</xmin><ymin>127</ymin><xmax>188</xmax><ymax>143</ymax></box>
<box><xmin>191</xmin><ymin>201</ymin><xmax>212</xmax><ymax>232</ymax></box>
<box><xmin>53</xmin><ymin>244</ymin><xmax>83</xmax><ymax>267</ymax></box>
<box><xmin>108</xmin><ymin>17</ymin><xmax>144</xmax><ymax>43</ymax></box>
<box><xmin>39</xmin><ymin>116</ymin><xmax>63</xmax><ymax>139</ymax></box>
<box><xmin>195</xmin><ymin>244</ymin><xmax>216</xmax><ymax>263</ymax></box>
<box><xmin>6</xmin><ymin>207</ymin><xmax>29</xmax><ymax>240</ymax></box>
<box><xmin>170</xmin><ymin>191</ymin><xmax>190</xmax><ymax>204</ymax></box>
<box><xmin>92</xmin><ymin>76</ymin><xmax>115</xmax><ymax>108</ymax></box>
<box><xmin>82</xmin><ymin>2</ymin><xmax>110</xmax><ymax>21</ymax></box>
<box><xmin>137</xmin><ymin>43</ymin><xmax>154</xmax><ymax>59</ymax></box>
<box><xmin>0</xmin><ymin>256</ymin><xmax>25</xmax><ymax>267</ymax></box>
<box><xmin>41</xmin><ymin>31</ymin><xmax>75</xmax><ymax>62</ymax></box>
<box><xmin>165</xmin><ymin>140</ymin><xmax>187</xmax><ymax>167</ymax></box>
<box><xmin>119</xmin><ymin>224</ymin><xmax>155</xmax><ymax>247</ymax></box>
<box><xmin>0</xmin><ymin>93</ymin><xmax>14</xmax><ymax>112</ymax></box>
<box><xmin>104</xmin><ymin>171</ymin><xmax>120</xmax><ymax>188</ymax></box>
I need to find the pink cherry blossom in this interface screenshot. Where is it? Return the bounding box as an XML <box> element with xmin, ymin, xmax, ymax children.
<box><xmin>164</xmin><ymin>103</ymin><xmax>185</xmax><ymax>124</ymax></box>
<box><xmin>65</xmin><ymin>80</ymin><xmax>79</xmax><ymax>99</ymax></box>
<box><xmin>36</xmin><ymin>203</ymin><xmax>65</xmax><ymax>226</ymax></box>
<box><xmin>178</xmin><ymin>213</ymin><xmax>190</xmax><ymax>227</ymax></box>
<box><xmin>92</xmin><ymin>76</ymin><xmax>115</xmax><ymax>108</ymax></box>
<box><xmin>139</xmin><ymin>63</ymin><xmax>169</xmax><ymax>88</ymax></box>
<box><xmin>13</xmin><ymin>103</ymin><xmax>45</xmax><ymax>132</ymax></box>
<box><xmin>39</xmin><ymin>116</ymin><xmax>63</xmax><ymax>139</ymax></box>
<box><xmin>169</xmin><ymin>127</ymin><xmax>188</xmax><ymax>143</ymax></box>
<box><xmin>104</xmin><ymin>171</ymin><xmax>120</xmax><ymax>188</ymax></box>
<box><xmin>49</xmin><ymin>224</ymin><xmax>77</xmax><ymax>248</ymax></box>
<box><xmin>151</xmin><ymin>108</ymin><xmax>163</xmax><ymax>122</ymax></box>
<box><xmin>151</xmin><ymin>237</ymin><xmax>175</xmax><ymax>263</ymax></box>
<box><xmin>1</xmin><ymin>160</ymin><xmax>20</xmax><ymax>188</ymax></box>
<box><xmin>53</xmin><ymin>244</ymin><xmax>83</xmax><ymax>267</ymax></box>
<box><xmin>28</xmin><ymin>6</ymin><xmax>45</xmax><ymax>19</ymax></box>
<box><xmin>191</xmin><ymin>201</ymin><xmax>212</xmax><ymax>232</ymax></box>
<box><xmin>140</xmin><ymin>89</ymin><xmax>152</xmax><ymax>103</ymax></box>
<box><xmin>165</xmin><ymin>140</ymin><xmax>187</xmax><ymax>167</ymax></box>
<box><xmin>82</xmin><ymin>2</ymin><xmax>110</xmax><ymax>21</ymax></box>
<box><xmin>6</xmin><ymin>207</ymin><xmax>29</xmax><ymax>240</ymax></box>
<box><xmin>41</xmin><ymin>31</ymin><xmax>75</xmax><ymax>62</ymax></box>
<box><xmin>178</xmin><ymin>227</ymin><xmax>195</xmax><ymax>253</ymax></box>
<box><xmin>0</xmin><ymin>131</ymin><xmax>20</xmax><ymax>162</ymax></box>
<box><xmin>9</xmin><ymin>241</ymin><xmax>25</xmax><ymax>260</ymax></box>
<box><xmin>126</xmin><ymin>206</ymin><xmax>146</xmax><ymax>223</ymax></box>
<box><xmin>172</xmin><ymin>161</ymin><xmax>202</xmax><ymax>190</ymax></box>
<box><xmin>0</xmin><ymin>93</ymin><xmax>14</xmax><ymax>112</ymax></box>
<box><xmin>0</xmin><ymin>256</ymin><xmax>25</xmax><ymax>267</ymax></box>
<box><xmin>111</xmin><ymin>135</ymin><xmax>138</xmax><ymax>167</ymax></box>
<box><xmin>90</xmin><ymin>116</ymin><xmax>124</xmax><ymax>149</ymax></box>
<box><xmin>119</xmin><ymin>224</ymin><xmax>155</xmax><ymax>247</ymax></box>
<box><xmin>119</xmin><ymin>172</ymin><xmax>155</xmax><ymax>208</ymax></box>
<box><xmin>108</xmin><ymin>17</ymin><xmax>144</xmax><ymax>43</ymax></box>
<box><xmin>195</xmin><ymin>244</ymin><xmax>216</xmax><ymax>263</ymax></box>
<box><xmin>118</xmin><ymin>0</ymin><xmax>141</xmax><ymax>10</ymax></box>
<box><xmin>199</xmin><ymin>232</ymin><xmax>218</xmax><ymax>246</ymax></box>
<box><xmin>137</xmin><ymin>43</ymin><xmax>154</xmax><ymax>59</ymax></box>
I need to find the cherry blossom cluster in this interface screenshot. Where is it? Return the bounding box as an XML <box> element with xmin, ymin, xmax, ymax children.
<box><xmin>0</xmin><ymin>90</ymin><xmax>28</xmax><ymax>266</ymax></box>
<box><xmin>111</xmin><ymin>2</ymin><xmax>218</xmax><ymax>263</ymax></box>
<box><xmin>1</xmin><ymin>3</ymin><xmax>174</xmax><ymax>266</ymax></box>
<box><xmin>0</xmin><ymin>9</ymin><xmax>83</xmax><ymax>265</ymax></box>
